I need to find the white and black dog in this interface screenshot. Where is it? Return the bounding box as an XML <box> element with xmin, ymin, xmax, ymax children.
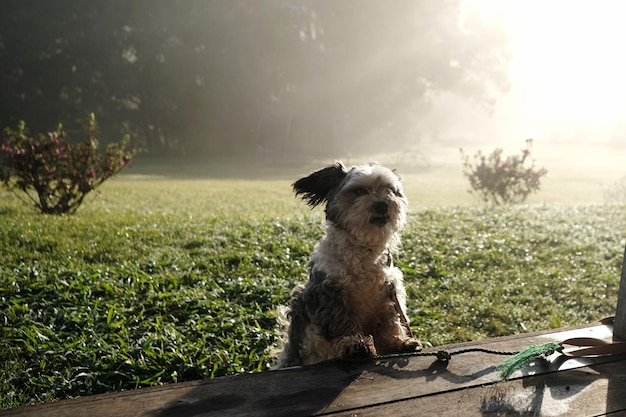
<box><xmin>276</xmin><ymin>162</ymin><xmax>421</xmax><ymax>367</ymax></box>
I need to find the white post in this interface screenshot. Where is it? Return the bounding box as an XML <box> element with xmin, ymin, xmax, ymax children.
<box><xmin>614</xmin><ymin>244</ymin><xmax>626</xmax><ymax>341</ymax></box>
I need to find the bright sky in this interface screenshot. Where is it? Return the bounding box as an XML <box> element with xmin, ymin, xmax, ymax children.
<box><xmin>464</xmin><ymin>0</ymin><xmax>626</xmax><ymax>143</ymax></box>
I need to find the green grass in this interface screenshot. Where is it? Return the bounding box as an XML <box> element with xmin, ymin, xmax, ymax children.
<box><xmin>1</xmin><ymin>159</ymin><xmax>626</xmax><ymax>409</ymax></box>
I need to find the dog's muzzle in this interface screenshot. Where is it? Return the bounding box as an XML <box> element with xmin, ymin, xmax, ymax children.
<box><xmin>370</xmin><ymin>201</ymin><xmax>389</xmax><ymax>226</ymax></box>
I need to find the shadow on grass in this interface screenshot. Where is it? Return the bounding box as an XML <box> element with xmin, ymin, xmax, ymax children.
<box><xmin>122</xmin><ymin>156</ymin><xmax>325</xmax><ymax>181</ymax></box>
<box><xmin>120</xmin><ymin>155</ymin><xmax>433</xmax><ymax>181</ymax></box>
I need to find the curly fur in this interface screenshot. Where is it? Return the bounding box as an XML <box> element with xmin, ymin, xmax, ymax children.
<box><xmin>276</xmin><ymin>162</ymin><xmax>421</xmax><ymax>367</ymax></box>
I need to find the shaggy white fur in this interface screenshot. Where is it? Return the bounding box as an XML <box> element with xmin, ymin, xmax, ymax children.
<box><xmin>276</xmin><ymin>162</ymin><xmax>421</xmax><ymax>367</ymax></box>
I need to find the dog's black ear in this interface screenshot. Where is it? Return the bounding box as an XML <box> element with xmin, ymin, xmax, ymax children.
<box><xmin>292</xmin><ymin>162</ymin><xmax>347</xmax><ymax>207</ymax></box>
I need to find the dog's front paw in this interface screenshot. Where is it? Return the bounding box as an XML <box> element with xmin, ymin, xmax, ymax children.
<box><xmin>342</xmin><ymin>335</ymin><xmax>377</xmax><ymax>359</ymax></box>
<box><xmin>400</xmin><ymin>337</ymin><xmax>423</xmax><ymax>352</ymax></box>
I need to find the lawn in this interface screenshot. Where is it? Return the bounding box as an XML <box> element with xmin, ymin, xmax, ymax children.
<box><xmin>1</xmin><ymin>151</ymin><xmax>626</xmax><ymax>409</ymax></box>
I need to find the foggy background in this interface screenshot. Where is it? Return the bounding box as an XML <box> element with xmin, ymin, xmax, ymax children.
<box><xmin>1</xmin><ymin>0</ymin><xmax>625</xmax><ymax>165</ymax></box>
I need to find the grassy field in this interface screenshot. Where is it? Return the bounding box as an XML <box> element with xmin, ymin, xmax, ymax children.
<box><xmin>2</xmin><ymin>144</ymin><xmax>626</xmax><ymax>409</ymax></box>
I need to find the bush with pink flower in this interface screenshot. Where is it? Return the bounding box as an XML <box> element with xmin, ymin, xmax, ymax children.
<box><xmin>1</xmin><ymin>113</ymin><xmax>135</xmax><ymax>214</ymax></box>
<box><xmin>460</xmin><ymin>139</ymin><xmax>547</xmax><ymax>205</ymax></box>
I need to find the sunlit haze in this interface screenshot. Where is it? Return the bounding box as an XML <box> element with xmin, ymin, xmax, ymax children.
<box><xmin>457</xmin><ymin>0</ymin><xmax>626</xmax><ymax>145</ymax></box>
<box><xmin>2</xmin><ymin>1</ymin><xmax>626</xmax><ymax>165</ymax></box>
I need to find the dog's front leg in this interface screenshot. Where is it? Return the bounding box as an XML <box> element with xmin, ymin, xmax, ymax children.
<box><xmin>303</xmin><ymin>272</ymin><xmax>378</xmax><ymax>361</ymax></box>
<box><xmin>374</xmin><ymin>282</ymin><xmax>422</xmax><ymax>354</ymax></box>
<box><xmin>375</xmin><ymin>325</ymin><xmax>422</xmax><ymax>354</ymax></box>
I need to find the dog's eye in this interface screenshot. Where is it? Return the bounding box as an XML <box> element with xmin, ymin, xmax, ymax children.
<box><xmin>387</xmin><ymin>186</ymin><xmax>404</xmax><ymax>198</ymax></box>
<box><xmin>352</xmin><ymin>187</ymin><xmax>368</xmax><ymax>196</ymax></box>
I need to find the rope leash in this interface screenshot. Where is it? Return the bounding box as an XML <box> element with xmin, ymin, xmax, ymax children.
<box><xmin>384</xmin><ymin>280</ymin><xmax>521</xmax><ymax>366</ymax></box>
<box><xmin>368</xmin><ymin>346</ymin><xmax>520</xmax><ymax>364</ymax></box>
<box><xmin>385</xmin><ymin>279</ymin><xmax>625</xmax><ymax>380</ymax></box>
<box><xmin>345</xmin><ymin>317</ymin><xmax>626</xmax><ymax>381</ymax></box>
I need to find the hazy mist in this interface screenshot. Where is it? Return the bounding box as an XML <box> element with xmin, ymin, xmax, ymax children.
<box><xmin>1</xmin><ymin>0</ymin><xmax>625</xmax><ymax>171</ymax></box>
<box><xmin>430</xmin><ymin>0</ymin><xmax>626</xmax><ymax>149</ymax></box>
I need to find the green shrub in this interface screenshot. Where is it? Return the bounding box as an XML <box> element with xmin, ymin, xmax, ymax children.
<box><xmin>1</xmin><ymin>114</ymin><xmax>135</xmax><ymax>214</ymax></box>
<box><xmin>460</xmin><ymin>139</ymin><xmax>547</xmax><ymax>205</ymax></box>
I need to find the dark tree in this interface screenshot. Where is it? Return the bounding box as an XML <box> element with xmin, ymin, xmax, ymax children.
<box><xmin>0</xmin><ymin>0</ymin><xmax>510</xmax><ymax>158</ymax></box>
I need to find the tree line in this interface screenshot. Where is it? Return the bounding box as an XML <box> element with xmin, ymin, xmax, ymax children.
<box><xmin>0</xmin><ymin>0</ymin><xmax>510</xmax><ymax>158</ymax></box>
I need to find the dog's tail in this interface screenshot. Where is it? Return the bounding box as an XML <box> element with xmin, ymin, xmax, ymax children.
<box><xmin>276</xmin><ymin>304</ymin><xmax>291</xmax><ymax>330</ymax></box>
<box><xmin>272</xmin><ymin>283</ymin><xmax>308</xmax><ymax>368</ymax></box>
<box><xmin>270</xmin><ymin>305</ymin><xmax>292</xmax><ymax>368</ymax></box>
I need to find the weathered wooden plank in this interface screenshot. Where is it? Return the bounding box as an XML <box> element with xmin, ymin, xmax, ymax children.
<box><xmin>323</xmin><ymin>359</ymin><xmax>626</xmax><ymax>417</ymax></box>
<box><xmin>0</xmin><ymin>322</ymin><xmax>618</xmax><ymax>417</ymax></box>
<box><xmin>614</xmin><ymin>243</ymin><xmax>626</xmax><ymax>340</ymax></box>
<box><xmin>316</xmin><ymin>323</ymin><xmax>616</xmax><ymax>415</ymax></box>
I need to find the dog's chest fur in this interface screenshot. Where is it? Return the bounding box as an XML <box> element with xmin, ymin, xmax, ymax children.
<box><xmin>311</xmin><ymin>234</ymin><xmax>401</xmax><ymax>333</ymax></box>
<box><xmin>344</xmin><ymin>263</ymin><xmax>397</xmax><ymax>334</ymax></box>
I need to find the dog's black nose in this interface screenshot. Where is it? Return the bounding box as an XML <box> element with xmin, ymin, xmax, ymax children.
<box><xmin>372</xmin><ymin>201</ymin><xmax>388</xmax><ymax>215</ymax></box>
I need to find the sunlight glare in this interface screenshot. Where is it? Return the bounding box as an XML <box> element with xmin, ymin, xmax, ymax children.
<box><xmin>467</xmin><ymin>0</ymin><xmax>626</xmax><ymax>130</ymax></box>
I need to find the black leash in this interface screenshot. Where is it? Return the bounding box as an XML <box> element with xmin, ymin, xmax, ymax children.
<box><xmin>372</xmin><ymin>347</ymin><xmax>520</xmax><ymax>363</ymax></box>
<box><xmin>385</xmin><ymin>282</ymin><xmax>521</xmax><ymax>361</ymax></box>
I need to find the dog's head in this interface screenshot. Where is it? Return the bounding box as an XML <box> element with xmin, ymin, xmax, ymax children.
<box><xmin>293</xmin><ymin>162</ymin><xmax>407</xmax><ymax>247</ymax></box>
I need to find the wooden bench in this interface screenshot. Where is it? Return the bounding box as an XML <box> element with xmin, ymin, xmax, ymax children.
<box><xmin>1</xmin><ymin>321</ymin><xmax>624</xmax><ymax>417</ymax></box>
<box><xmin>3</xmin><ymin>247</ymin><xmax>626</xmax><ymax>417</ymax></box>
